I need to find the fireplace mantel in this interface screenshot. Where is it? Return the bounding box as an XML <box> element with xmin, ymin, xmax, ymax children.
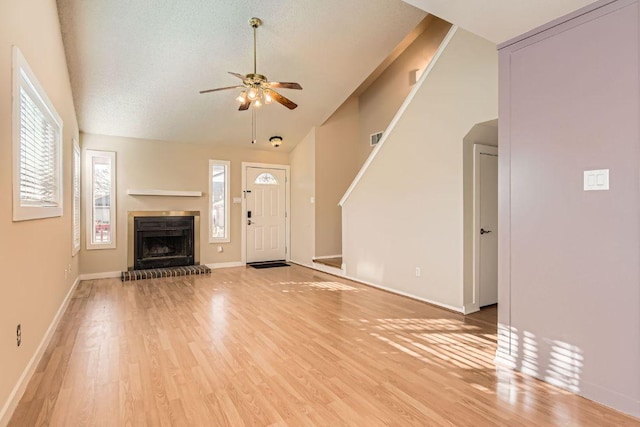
<box><xmin>127</xmin><ymin>189</ymin><xmax>202</xmax><ymax>197</ymax></box>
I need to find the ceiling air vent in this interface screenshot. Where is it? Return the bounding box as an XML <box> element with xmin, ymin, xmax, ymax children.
<box><xmin>370</xmin><ymin>131</ymin><xmax>383</xmax><ymax>147</ymax></box>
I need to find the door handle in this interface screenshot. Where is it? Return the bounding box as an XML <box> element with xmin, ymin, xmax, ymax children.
<box><xmin>480</xmin><ymin>228</ymin><xmax>492</xmax><ymax>235</ymax></box>
<box><xmin>248</xmin><ymin>219</ymin><xmax>254</xmax><ymax>225</ymax></box>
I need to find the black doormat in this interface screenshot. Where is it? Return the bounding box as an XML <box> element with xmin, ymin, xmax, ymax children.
<box><xmin>249</xmin><ymin>261</ymin><xmax>290</xmax><ymax>269</ymax></box>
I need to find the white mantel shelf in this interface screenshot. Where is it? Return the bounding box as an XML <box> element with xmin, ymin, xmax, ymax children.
<box><xmin>127</xmin><ymin>189</ymin><xmax>203</xmax><ymax>197</ymax></box>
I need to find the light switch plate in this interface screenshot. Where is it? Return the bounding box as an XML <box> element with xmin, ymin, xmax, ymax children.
<box><xmin>233</xmin><ymin>197</ymin><xmax>242</xmax><ymax>204</ymax></box>
<box><xmin>584</xmin><ymin>169</ymin><xmax>609</xmax><ymax>191</ymax></box>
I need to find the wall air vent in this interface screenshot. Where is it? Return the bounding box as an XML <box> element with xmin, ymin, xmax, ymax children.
<box><xmin>370</xmin><ymin>131</ymin><xmax>383</xmax><ymax>147</ymax></box>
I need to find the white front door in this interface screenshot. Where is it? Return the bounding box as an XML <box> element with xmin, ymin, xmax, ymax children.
<box><xmin>246</xmin><ymin>167</ymin><xmax>287</xmax><ymax>263</ymax></box>
<box><xmin>479</xmin><ymin>151</ymin><xmax>498</xmax><ymax>307</ymax></box>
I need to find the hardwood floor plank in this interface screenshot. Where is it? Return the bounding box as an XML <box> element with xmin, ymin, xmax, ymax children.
<box><xmin>7</xmin><ymin>266</ymin><xmax>639</xmax><ymax>426</ymax></box>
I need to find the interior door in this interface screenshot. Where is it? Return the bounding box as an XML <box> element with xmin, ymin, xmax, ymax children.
<box><xmin>246</xmin><ymin>167</ymin><xmax>287</xmax><ymax>263</ymax></box>
<box><xmin>479</xmin><ymin>152</ymin><xmax>498</xmax><ymax>307</ymax></box>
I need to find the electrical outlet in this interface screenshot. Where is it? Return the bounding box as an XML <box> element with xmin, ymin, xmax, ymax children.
<box><xmin>64</xmin><ymin>268</ymin><xmax>68</xmax><ymax>279</ymax></box>
<box><xmin>16</xmin><ymin>324</ymin><xmax>21</xmax><ymax>347</ymax></box>
<box><xmin>415</xmin><ymin>267</ymin><xmax>421</xmax><ymax>277</ymax></box>
<box><xmin>68</xmin><ymin>263</ymin><xmax>72</xmax><ymax>273</ymax></box>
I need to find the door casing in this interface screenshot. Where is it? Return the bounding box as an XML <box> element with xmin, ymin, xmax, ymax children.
<box><xmin>241</xmin><ymin>162</ymin><xmax>291</xmax><ymax>265</ymax></box>
<box><xmin>472</xmin><ymin>144</ymin><xmax>498</xmax><ymax>312</ymax></box>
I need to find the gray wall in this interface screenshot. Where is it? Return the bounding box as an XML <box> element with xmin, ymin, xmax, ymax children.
<box><xmin>498</xmin><ymin>0</ymin><xmax>640</xmax><ymax>417</ymax></box>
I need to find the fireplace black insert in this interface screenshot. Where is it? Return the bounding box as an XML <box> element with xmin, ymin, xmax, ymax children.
<box><xmin>133</xmin><ymin>216</ymin><xmax>194</xmax><ymax>270</ymax></box>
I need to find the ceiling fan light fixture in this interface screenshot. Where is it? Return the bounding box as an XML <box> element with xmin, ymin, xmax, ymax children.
<box><xmin>264</xmin><ymin>91</ymin><xmax>273</xmax><ymax>104</ymax></box>
<box><xmin>248</xmin><ymin>87</ymin><xmax>258</xmax><ymax>100</ymax></box>
<box><xmin>236</xmin><ymin>91</ymin><xmax>247</xmax><ymax>103</ymax></box>
<box><xmin>253</xmin><ymin>98</ymin><xmax>262</xmax><ymax>108</ymax></box>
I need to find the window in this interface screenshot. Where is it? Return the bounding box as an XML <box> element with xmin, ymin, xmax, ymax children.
<box><xmin>210</xmin><ymin>160</ymin><xmax>230</xmax><ymax>243</ymax></box>
<box><xmin>254</xmin><ymin>172</ymin><xmax>278</xmax><ymax>185</ymax></box>
<box><xmin>72</xmin><ymin>140</ymin><xmax>81</xmax><ymax>255</ymax></box>
<box><xmin>12</xmin><ymin>46</ymin><xmax>63</xmax><ymax>221</ymax></box>
<box><xmin>85</xmin><ymin>150</ymin><xmax>116</xmax><ymax>249</ymax></box>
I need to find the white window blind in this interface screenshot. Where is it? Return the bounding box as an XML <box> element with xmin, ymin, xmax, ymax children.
<box><xmin>19</xmin><ymin>87</ymin><xmax>59</xmax><ymax>206</ymax></box>
<box><xmin>73</xmin><ymin>142</ymin><xmax>81</xmax><ymax>254</ymax></box>
<box><xmin>13</xmin><ymin>46</ymin><xmax>63</xmax><ymax>221</ymax></box>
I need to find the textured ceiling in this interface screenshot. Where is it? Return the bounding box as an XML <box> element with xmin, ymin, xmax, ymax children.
<box><xmin>57</xmin><ymin>0</ymin><xmax>425</xmax><ymax>151</ymax></box>
<box><xmin>403</xmin><ymin>0</ymin><xmax>598</xmax><ymax>43</ymax></box>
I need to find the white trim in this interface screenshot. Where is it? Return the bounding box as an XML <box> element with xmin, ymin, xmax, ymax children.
<box><xmin>72</xmin><ymin>140</ymin><xmax>81</xmax><ymax>256</ymax></box>
<box><xmin>127</xmin><ymin>189</ymin><xmax>203</xmax><ymax>197</ymax></box>
<box><xmin>0</xmin><ymin>276</ymin><xmax>80</xmax><ymax>426</ymax></box>
<box><xmin>78</xmin><ymin>271</ymin><xmax>121</xmax><ymax>280</ymax></box>
<box><xmin>205</xmin><ymin>262</ymin><xmax>245</xmax><ymax>269</ymax></box>
<box><xmin>311</xmin><ymin>260</ymin><xmax>345</xmax><ymax>275</ymax></box>
<box><xmin>85</xmin><ymin>150</ymin><xmax>117</xmax><ymax>250</ymax></box>
<box><xmin>12</xmin><ymin>46</ymin><xmax>64</xmax><ymax>221</ymax></box>
<box><xmin>241</xmin><ymin>162</ymin><xmax>291</xmax><ymax>265</ymax></box>
<box><xmin>290</xmin><ymin>261</ymin><xmax>465</xmax><ymax>314</ymax></box>
<box><xmin>472</xmin><ymin>144</ymin><xmax>498</xmax><ymax>313</ymax></box>
<box><xmin>339</xmin><ymin>25</ymin><xmax>459</xmax><ymax>207</ymax></box>
<box><xmin>209</xmin><ymin>160</ymin><xmax>231</xmax><ymax>243</ymax></box>
<box><xmin>312</xmin><ymin>254</ymin><xmax>342</xmax><ymax>260</ymax></box>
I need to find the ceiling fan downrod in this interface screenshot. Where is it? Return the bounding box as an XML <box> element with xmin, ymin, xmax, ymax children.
<box><xmin>249</xmin><ymin>17</ymin><xmax>262</xmax><ymax>75</ymax></box>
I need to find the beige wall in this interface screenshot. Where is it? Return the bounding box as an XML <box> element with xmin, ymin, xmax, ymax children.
<box><xmin>312</xmin><ymin>18</ymin><xmax>451</xmax><ymax>258</ymax></box>
<box><xmin>341</xmin><ymin>29</ymin><xmax>498</xmax><ymax>311</ymax></box>
<box><xmin>290</xmin><ymin>129</ymin><xmax>316</xmax><ymax>266</ymax></box>
<box><xmin>462</xmin><ymin>120</ymin><xmax>498</xmax><ymax>309</ymax></box>
<box><xmin>314</xmin><ymin>98</ymin><xmax>360</xmax><ymax>257</ymax></box>
<box><xmin>80</xmin><ymin>133</ymin><xmax>289</xmax><ymax>274</ymax></box>
<box><xmin>0</xmin><ymin>0</ymin><xmax>80</xmax><ymax>421</ymax></box>
<box><xmin>357</xmin><ymin>17</ymin><xmax>451</xmax><ymax>166</ymax></box>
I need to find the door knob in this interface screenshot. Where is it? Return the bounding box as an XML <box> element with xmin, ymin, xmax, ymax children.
<box><xmin>480</xmin><ymin>228</ymin><xmax>492</xmax><ymax>235</ymax></box>
<box><xmin>248</xmin><ymin>219</ymin><xmax>254</xmax><ymax>225</ymax></box>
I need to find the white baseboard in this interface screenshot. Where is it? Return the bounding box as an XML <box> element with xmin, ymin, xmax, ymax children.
<box><xmin>294</xmin><ymin>261</ymin><xmax>465</xmax><ymax>314</ymax></box>
<box><xmin>463</xmin><ymin>304</ymin><xmax>480</xmax><ymax>315</ymax></box>
<box><xmin>0</xmin><ymin>275</ymin><xmax>81</xmax><ymax>427</ymax></box>
<box><xmin>310</xmin><ymin>261</ymin><xmax>345</xmax><ymax>276</ymax></box>
<box><xmin>78</xmin><ymin>271</ymin><xmax>121</xmax><ymax>280</ymax></box>
<box><xmin>205</xmin><ymin>262</ymin><xmax>244</xmax><ymax>269</ymax></box>
<box><xmin>312</xmin><ymin>254</ymin><xmax>342</xmax><ymax>260</ymax></box>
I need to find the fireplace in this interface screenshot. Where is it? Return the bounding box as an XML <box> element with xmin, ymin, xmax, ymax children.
<box><xmin>128</xmin><ymin>211</ymin><xmax>200</xmax><ymax>270</ymax></box>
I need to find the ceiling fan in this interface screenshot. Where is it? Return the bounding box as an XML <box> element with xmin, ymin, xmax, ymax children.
<box><xmin>199</xmin><ymin>17</ymin><xmax>302</xmax><ymax>111</ymax></box>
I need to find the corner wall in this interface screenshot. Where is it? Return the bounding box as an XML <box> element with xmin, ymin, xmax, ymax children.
<box><xmin>290</xmin><ymin>129</ymin><xmax>316</xmax><ymax>266</ymax></box>
<box><xmin>0</xmin><ymin>0</ymin><xmax>80</xmax><ymax>422</ymax></box>
<box><xmin>341</xmin><ymin>29</ymin><xmax>498</xmax><ymax>311</ymax></box>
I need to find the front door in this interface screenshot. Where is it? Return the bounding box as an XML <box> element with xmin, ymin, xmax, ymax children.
<box><xmin>245</xmin><ymin>167</ymin><xmax>287</xmax><ymax>263</ymax></box>
<box><xmin>479</xmin><ymin>151</ymin><xmax>498</xmax><ymax>307</ymax></box>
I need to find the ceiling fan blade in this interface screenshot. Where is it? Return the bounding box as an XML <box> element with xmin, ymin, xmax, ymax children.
<box><xmin>200</xmin><ymin>85</ymin><xmax>244</xmax><ymax>94</ymax></box>
<box><xmin>269</xmin><ymin>90</ymin><xmax>298</xmax><ymax>110</ymax></box>
<box><xmin>228</xmin><ymin>72</ymin><xmax>247</xmax><ymax>81</ymax></box>
<box><xmin>238</xmin><ymin>98</ymin><xmax>251</xmax><ymax>111</ymax></box>
<box><xmin>269</xmin><ymin>82</ymin><xmax>303</xmax><ymax>90</ymax></box>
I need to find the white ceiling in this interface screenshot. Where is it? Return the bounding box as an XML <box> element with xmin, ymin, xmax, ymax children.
<box><xmin>57</xmin><ymin>0</ymin><xmax>426</xmax><ymax>151</ymax></box>
<box><xmin>403</xmin><ymin>0</ymin><xmax>599</xmax><ymax>43</ymax></box>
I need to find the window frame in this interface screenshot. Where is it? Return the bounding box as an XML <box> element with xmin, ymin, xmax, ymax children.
<box><xmin>12</xmin><ymin>46</ymin><xmax>63</xmax><ymax>221</ymax></box>
<box><xmin>84</xmin><ymin>150</ymin><xmax>117</xmax><ymax>250</ymax></box>
<box><xmin>209</xmin><ymin>159</ymin><xmax>230</xmax><ymax>243</ymax></box>
<box><xmin>72</xmin><ymin>139</ymin><xmax>81</xmax><ymax>255</ymax></box>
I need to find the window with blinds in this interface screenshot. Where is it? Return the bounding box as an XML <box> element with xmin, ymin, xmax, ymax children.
<box><xmin>73</xmin><ymin>142</ymin><xmax>81</xmax><ymax>254</ymax></box>
<box><xmin>12</xmin><ymin>46</ymin><xmax>63</xmax><ymax>221</ymax></box>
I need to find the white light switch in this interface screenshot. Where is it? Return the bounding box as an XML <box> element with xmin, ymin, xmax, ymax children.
<box><xmin>233</xmin><ymin>197</ymin><xmax>242</xmax><ymax>204</ymax></box>
<box><xmin>310</xmin><ymin>196</ymin><xmax>315</xmax><ymax>204</ymax></box>
<box><xmin>584</xmin><ymin>169</ymin><xmax>609</xmax><ymax>191</ymax></box>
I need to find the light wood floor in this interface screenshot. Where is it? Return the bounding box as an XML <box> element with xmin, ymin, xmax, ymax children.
<box><xmin>9</xmin><ymin>265</ymin><xmax>638</xmax><ymax>426</ymax></box>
